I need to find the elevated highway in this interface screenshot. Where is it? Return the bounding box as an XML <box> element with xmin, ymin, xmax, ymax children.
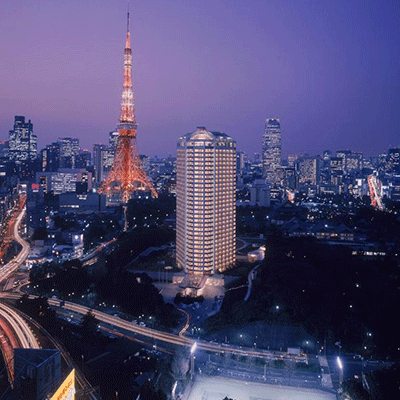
<box><xmin>1</xmin><ymin>292</ymin><xmax>308</xmax><ymax>364</ymax></box>
<box><xmin>0</xmin><ymin>302</ymin><xmax>39</xmax><ymax>349</ymax></box>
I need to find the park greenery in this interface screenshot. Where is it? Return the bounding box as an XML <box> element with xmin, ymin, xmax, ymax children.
<box><xmin>207</xmin><ymin>225</ymin><xmax>400</xmax><ymax>358</ymax></box>
<box><xmin>174</xmin><ymin>293</ymin><xmax>204</xmax><ymax>305</ymax></box>
<box><xmin>126</xmin><ymin>193</ymin><xmax>176</xmax><ymax>229</ymax></box>
<box><xmin>29</xmin><ymin>226</ymin><xmax>178</xmax><ymax>328</ymax></box>
<box><xmin>342</xmin><ymin>362</ymin><xmax>400</xmax><ymax>400</ymax></box>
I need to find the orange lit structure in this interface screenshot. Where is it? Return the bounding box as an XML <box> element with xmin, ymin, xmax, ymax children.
<box><xmin>50</xmin><ymin>369</ymin><xmax>75</xmax><ymax>400</ymax></box>
<box><xmin>367</xmin><ymin>173</ymin><xmax>384</xmax><ymax>211</ymax></box>
<box><xmin>286</xmin><ymin>188</ymin><xmax>295</xmax><ymax>203</ymax></box>
<box><xmin>99</xmin><ymin>12</ymin><xmax>157</xmax><ymax>205</ymax></box>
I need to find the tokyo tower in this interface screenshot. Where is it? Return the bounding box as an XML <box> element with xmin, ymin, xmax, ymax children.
<box><xmin>100</xmin><ymin>12</ymin><xmax>157</xmax><ymax>208</ymax></box>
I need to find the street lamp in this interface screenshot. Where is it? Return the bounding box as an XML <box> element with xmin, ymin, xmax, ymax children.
<box><xmin>190</xmin><ymin>342</ymin><xmax>197</xmax><ymax>354</ymax></box>
<box><xmin>172</xmin><ymin>381</ymin><xmax>178</xmax><ymax>400</ymax></box>
<box><xmin>337</xmin><ymin>356</ymin><xmax>343</xmax><ymax>391</ymax></box>
<box><xmin>335</xmin><ymin>341</ymin><xmax>342</xmax><ymax>357</ymax></box>
<box><xmin>190</xmin><ymin>342</ymin><xmax>197</xmax><ymax>381</ymax></box>
<box><xmin>239</xmin><ymin>333</ymin><xmax>244</xmax><ymax>348</ymax></box>
<box><xmin>303</xmin><ymin>340</ymin><xmax>312</xmax><ymax>354</ymax></box>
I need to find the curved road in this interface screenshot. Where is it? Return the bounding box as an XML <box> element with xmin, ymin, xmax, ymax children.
<box><xmin>0</xmin><ymin>207</ymin><xmax>29</xmax><ymax>283</ymax></box>
<box><xmin>0</xmin><ymin>203</ymin><xmax>99</xmax><ymax>399</ymax></box>
<box><xmin>0</xmin><ymin>302</ymin><xmax>39</xmax><ymax>349</ymax></box>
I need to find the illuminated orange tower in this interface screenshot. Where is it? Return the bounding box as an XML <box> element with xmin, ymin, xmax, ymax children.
<box><xmin>100</xmin><ymin>12</ymin><xmax>157</xmax><ymax>206</ymax></box>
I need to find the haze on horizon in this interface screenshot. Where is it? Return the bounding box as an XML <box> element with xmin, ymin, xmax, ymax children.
<box><xmin>1</xmin><ymin>0</ymin><xmax>400</xmax><ymax>158</ymax></box>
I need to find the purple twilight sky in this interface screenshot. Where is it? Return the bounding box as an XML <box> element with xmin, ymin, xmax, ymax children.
<box><xmin>1</xmin><ymin>0</ymin><xmax>400</xmax><ymax>158</ymax></box>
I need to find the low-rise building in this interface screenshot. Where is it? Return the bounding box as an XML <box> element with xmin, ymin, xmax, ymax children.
<box><xmin>59</xmin><ymin>193</ymin><xmax>106</xmax><ymax>213</ymax></box>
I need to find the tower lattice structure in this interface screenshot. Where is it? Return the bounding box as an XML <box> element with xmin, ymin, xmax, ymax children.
<box><xmin>100</xmin><ymin>13</ymin><xmax>157</xmax><ymax>203</ymax></box>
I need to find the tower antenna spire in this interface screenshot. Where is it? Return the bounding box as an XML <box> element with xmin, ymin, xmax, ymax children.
<box><xmin>127</xmin><ymin>3</ymin><xmax>130</xmax><ymax>33</ymax></box>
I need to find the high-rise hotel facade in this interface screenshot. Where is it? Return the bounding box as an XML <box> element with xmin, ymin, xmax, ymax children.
<box><xmin>176</xmin><ymin>127</ymin><xmax>236</xmax><ymax>275</ymax></box>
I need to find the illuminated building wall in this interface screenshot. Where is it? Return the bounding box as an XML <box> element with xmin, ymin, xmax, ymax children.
<box><xmin>336</xmin><ymin>150</ymin><xmax>363</xmax><ymax>174</ymax></box>
<box><xmin>58</xmin><ymin>137</ymin><xmax>80</xmax><ymax>168</ymax></box>
<box><xmin>109</xmin><ymin>130</ymin><xmax>119</xmax><ymax>150</ymax></box>
<box><xmin>262</xmin><ymin>118</ymin><xmax>282</xmax><ymax>185</ymax></box>
<box><xmin>93</xmin><ymin>144</ymin><xmax>108</xmax><ymax>183</ymax></box>
<box><xmin>42</xmin><ymin>142</ymin><xmax>61</xmax><ymax>172</ymax></box>
<box><xmin>75</xmin><ymin>149</ymin><xmax>91</xmax><ymax>168</ymax></box>
<box><xmin>26</xmin><ymin>183</ymin><xmax>46</xmax><ymax>236</ymax></box>
<box><xmin>298</xmin><ymin>156</ymin><xmax>321</xmax><ymax>185</ymax></box>
<box><xmin>36</xmin><ymin>169</ymin><xmax>92</xmax><ymax>195</ymax></box>
<box><xmin>93</xmin><ymin>144</ymin><xmax>115</xmax><ymax>184</ymax></box>
<box><xmin>8</xmin><ymin>115</ymin><xmax>37</xmax><ymax>162</ymax></box>
<box><xmin>100</xmin><ymin>148</ymin><xmax>115</xmax><ymax>181</ymax></box>
<box><xmin>176</xmin><ymin>127</ymin><xmax>236</xmax><ymax>275</ymax></box>
<box><xmin>346</xmin><ymin>152</ymin><xmax>363</xmax><ymax>173</ymax></box>
<box><xmin>59</xmin><ymin>193</ymin><xmax>106</xmax><ymax>212</ymax></box>
<box><xmin>389</xmin><ymin>175</ymin><xmax>400</xmax><ymax>201</ymax></box>
<box><xmin>387</xmin><ymin>148</ymin><xmax>400</xmax><ymax>173</ymax></box>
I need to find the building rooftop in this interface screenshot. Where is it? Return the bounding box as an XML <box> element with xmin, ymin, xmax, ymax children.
<box><xmin>179</xmin><ymin>127</ymin><xmax>234</xmax><ymax>143</ymax></box>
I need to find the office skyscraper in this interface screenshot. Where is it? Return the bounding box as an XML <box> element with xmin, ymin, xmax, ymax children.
<box><xmin>298</xmin><ymin>155</ymin><xmax>321</xmax><ymax>185</ymax></box>
<box><xmin>93</xmin><ymin>144</ymin><xmax>108</xmax><ymax>184</ymax></box>
<box><xmin>262</xmin><ymin>118</ymin><xmax>282</xmax><ymax>185</ymax></box>
<box><xmin>8</xmin><ymin>115</ymin><xmax>37</xmax><ymax>162</ymax></box>
<box><xmin>59</xmin><ymin>137</ymin><xmax>80</xmax><ymax>168</ymax></box>
<box><xmin>176</xmin><ymin>127</ymin><xmax>236</xmax><ymax>275</ymax></box>
<box><xmin>236</xmin><ymin>151</ymin><xmax>245</xmax><ymax>175</ymax></box>
<box><xmin>93</xmin><ymin>144</ymin><xmax>115</xmax><ymax>184</ymax></box>
<box><xmin>41</xmin><ymin>142</ymin><xmax>61</xmax><ymax>172</ymax></box>
<box><xmin>387</xmin><ymin>148</ymin><xmax>400</xmax><ymax>173</ymax></box>
<box><xmin>108</xmin><ymin>131</ymin><xmax>119</xmax><ymax>150</ymax></box>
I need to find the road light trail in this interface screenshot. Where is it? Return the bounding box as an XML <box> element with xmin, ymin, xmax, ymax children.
<box><xmin>0</xmin><ymin>302</ymin><xmax>40</xmax><ymax>349</ymax></box>
<box><xmin>0</xmin><ymin>202</ymin><xmax>29</xmax><ymax>284</ymax></box>
<box><xmin>177</xmin><ymin>307</ymin><xmax>190</xmax><ymax>337</ymax></box>
<box><xmin>0</xmin><ymin>302</ymin><xmax>39</xmax><ymax>387</ymax></box>
<box><xmin>0</xmin><ymin>321</ymin><xmax>16</xmax><ymax>384</ymax></box>
<box><xmin>59</xmin><ymin>301</ymin><xmax>307</xmax><ymax>361</ymax></box>
<box><xmin>1</xmin><ymin>301</ymin><xmax>99</xmax><ymax>400</ymax></box>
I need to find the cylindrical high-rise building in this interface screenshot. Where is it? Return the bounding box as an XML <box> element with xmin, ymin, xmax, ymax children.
<box><xmin>176</xmin><ymin>127</ymin><xmax>236</xmax><ymax>275</ymax></box>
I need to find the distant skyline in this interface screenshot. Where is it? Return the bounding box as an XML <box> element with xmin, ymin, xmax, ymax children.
<box><xmin>1</xmin><ymin>0</ymin><xmax>400</xmax><ymax>157</ymax></box>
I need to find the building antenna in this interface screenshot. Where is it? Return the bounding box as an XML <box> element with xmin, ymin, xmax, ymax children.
<box><xmin>127</xmin><ymin>2</ymin><xmax>130</xmax><ymax>33</ymax></box>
